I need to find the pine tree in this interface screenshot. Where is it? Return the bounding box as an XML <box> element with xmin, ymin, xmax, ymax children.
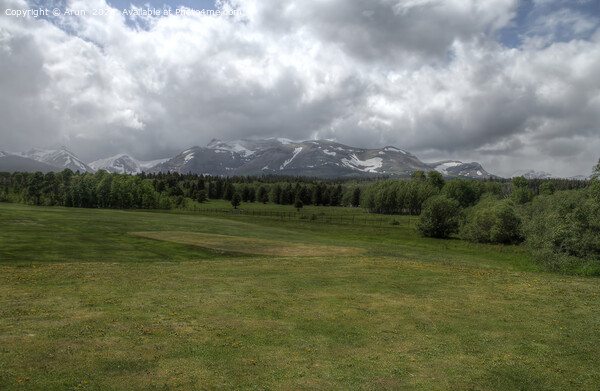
<box><xmin>294</xmin><ymin>196</ymin><xmax>303</xmax><ymax>212</ymax></box>
<box><xmin>231</xmin><ymin>192</ymin><xmax>242</xmax><ymax>209</ymax></box>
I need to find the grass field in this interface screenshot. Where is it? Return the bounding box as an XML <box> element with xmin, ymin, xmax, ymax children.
<box><xmin>1</xmin><ymin>202</ymin><xmax>599</xmax><ymax>390</ymax></box>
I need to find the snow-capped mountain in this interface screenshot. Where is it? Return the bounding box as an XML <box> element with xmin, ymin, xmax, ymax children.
<box><xmin>0</xmin><ymin>152</ymin><xmax>60</xmax><ymax>173</ymax></box>
<box><xmin>89</xmin><ymin>154</ymin><xmax>171</xmax><ymax>174</ymax></box>
<box><xmin>151</xmin><ymin>138</ymin><xmax>495</xmax><ymax>178</ymax></box>
<box><xmin>1</xmin><ymin>139</ymin><xmax>496</xmax><ymax>178</ymax></box>
<box><xmin>510</xmin><ymin>169</ymin><xmax>554</xmax><ymax>179</ymax></box>
<box><xmin>89</xmin><ymin>154</ymin><xmax>170</xmax><ymax>174</ymax></box>
<box><xmin>433</xmin><ymin>160</ymin><xmax>492</xmax><ymax>179</ymax></box>
<box><xmin>20</xmin><ymin>147</ymin><xmax>93</xmax><ymax>173</ymax></box>
<box><xmin>89</xmin><ymin>154</ymin><xmax>141</xmax><ymax>174</ymax></box>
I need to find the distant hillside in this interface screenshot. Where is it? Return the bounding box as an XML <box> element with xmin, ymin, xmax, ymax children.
<box><xmin>0</xmin><ymin>154</ymin><xmax>60</xmax><ymax>173</ymax></box>
<box><xmin>151</xmin><ymin>138</ymin><xmax>495</xmax><ymax>179</ymax></box>
<box><xmin>2</xmin><ymin>139</ymin><xmax>498</xmax><ymax>178</ymax></box>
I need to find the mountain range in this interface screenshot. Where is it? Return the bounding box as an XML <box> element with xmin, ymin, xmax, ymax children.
<box><xmin>0</xmin><ymin>139</ymin><xmax>495</xmax><ymax>179</ymax></box>
<box><xmin>0</xmin><ymin>139</ymin><xmax>585</xmax><ymax>179</ymax></box>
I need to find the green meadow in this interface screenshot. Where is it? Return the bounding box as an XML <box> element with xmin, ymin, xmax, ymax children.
<box><xmin>1</xmin><ymin>202</ymin><xmax>599</xmax><ymax>390</ymax></box>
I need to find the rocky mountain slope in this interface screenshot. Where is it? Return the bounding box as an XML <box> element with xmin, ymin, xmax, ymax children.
<box><xmin>2</xmin><ymin>139</ymin><xmax>499</xmax><ymax>178</ymax></box>
<box><xmin>151</xmin><ymin>138</ymin><xmax>493</xmax><ymax>178</ymax></box>
<box><xmin>19</xmin><ymin>147</ymin><xmax>93</xmax><ymax>173</ymax></box>
<box><xmin>89</xmin><ymin>154</ymin><xmax>169</xmax><ymax>174</ymax></box>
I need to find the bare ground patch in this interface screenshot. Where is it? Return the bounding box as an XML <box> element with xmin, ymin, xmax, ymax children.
<box><xmin>130</xmin><ymin>231</ymin><xmax>364</xmax><ymax>257</ymax></box>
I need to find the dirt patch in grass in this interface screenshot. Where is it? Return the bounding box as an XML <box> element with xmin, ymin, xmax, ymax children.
<box><xmin>10</xmin><ymin>219</ymin><xmax>41</xmax><ymax>226</ymax></box>
<box><xmin>130</xmin><ymin>231</ymin><xmax>364</xmax><ymax>257</ymax></box>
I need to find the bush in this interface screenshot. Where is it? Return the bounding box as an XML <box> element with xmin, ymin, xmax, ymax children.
<box><xmin>461</xmin><ymin>197</ymin><xmax>523</xmax><ymax>244</ymax></box>
<box><xmin>158</xmin><ymin>195</ymin><xmax>173</xmax><ymax>210</ymax></box>
<box><xmin>417</xmin><ymin>195</ymin><xmax>461</xmax><ymax>238</ymax></box>
<box><xmin>523</xmin><ymin>189</ymin><xmax>600</xmax><ymax>274</ymax></box>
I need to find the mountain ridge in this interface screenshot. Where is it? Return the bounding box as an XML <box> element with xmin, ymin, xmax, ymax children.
<box><xmin>149</xmin><ymin>138</ymin><xmax>494</xmax><ymax>179</ymax></box>
<box><xmin>7</xmin><ymin>139</ymin><xmax>588</xmax><ymax>179</ymax></box>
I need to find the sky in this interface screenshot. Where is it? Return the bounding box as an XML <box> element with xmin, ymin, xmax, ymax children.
<box><xmin>1</xmin><ymin>0</ymin><xmax>599</xmax><ymax>177</ymax></box>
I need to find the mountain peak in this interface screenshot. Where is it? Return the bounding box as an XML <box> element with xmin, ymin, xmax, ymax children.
<box><xmin>150</xmin><ymin>138</ymin><xmax>495</xmax><ymax>178</ymax></box>
<box><xmin>89</xmin><ymin>154</ymin><xmax>140</xmax><ymax>174</ymax></box>
<box><xmin>20</xmin><ymin>147</ymin><xmax>93</xmax><ymax>173</ymax></box>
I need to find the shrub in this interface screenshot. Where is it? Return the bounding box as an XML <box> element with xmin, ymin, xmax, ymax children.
<box><xmin>158</xmin><ymin>195</ymin><xmax>172</xmax><ymax>210</ymax></box>
<box><xmin>417</xmin><ymin>195</ymin><xmax>461</xmax><ymax>238</ymax></box>
<box><xmin>523</xmin><ymin>189</ymin><xmax>600</xmax><ymax>274</ymax></box>
<box><xmin>461</xmin><ymin>197</ymin><xmax>523</xmax><ymax>244</ymax></box>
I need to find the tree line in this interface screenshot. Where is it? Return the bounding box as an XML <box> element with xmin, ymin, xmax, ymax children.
<box><xmin>0</xmin><ymin>170</ymin><xmax>356</xmax><ymax>209</ymax></box>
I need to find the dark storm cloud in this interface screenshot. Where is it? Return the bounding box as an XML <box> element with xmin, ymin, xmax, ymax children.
<box><xmin>0</xmin><ymin>0</ymin><xmax>599</xmax><ymax>177</ymax></box>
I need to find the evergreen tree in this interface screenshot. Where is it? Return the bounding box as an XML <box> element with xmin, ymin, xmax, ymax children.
<box><xmin>257</xmin><ymin>186</ymin><xmax>269</xmax><ymax>204</ymax></box>
<box><xmin>271</xmin><ymin>185</ymin><xmax>282</xmax><ymax>204</ymax></box>
<box><xmin>351</xmin><ymin>187</ymin><xmax>361</xmax><ymax>207</ymax></box>
<box><xmin>223</xmin><ymin>182</ymin><xmax>235</xmax><ymax>201</ymax></box>
<box><xmin>294</xmin><ymin>196</ymin><xmax>303</xmax><ymax>212</ymax></box>
<box><xmin>231</xmin><ymin>192</ymin><xmax>242</xmax><ymax>209</ymax></box>
<box><xmin>26</xmin><ymin>172</ymin><xmax>44</xmax><ymax>205</ymax></box>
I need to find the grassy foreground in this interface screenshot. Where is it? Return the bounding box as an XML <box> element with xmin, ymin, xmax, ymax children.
<box><xmin>1</xmin><ymin>203</ymin><xmax>599</xmax><ymax>390</ymax></box>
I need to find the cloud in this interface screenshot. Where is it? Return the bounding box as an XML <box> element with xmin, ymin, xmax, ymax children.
<box><xmin>0</xmin><ymin>0</ymin><xmax>598</xmax><ymax>177</ymax></box>
<box><xmin>238</xmin><ymin>0</ymin><xmax>517</xmax><ymax>66</ymax></box>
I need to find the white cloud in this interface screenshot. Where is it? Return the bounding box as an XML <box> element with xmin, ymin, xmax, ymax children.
<box><xmin>0</xmin><ymin>0</ymin><xmax>598</xmax><ymax>177</ymax></box>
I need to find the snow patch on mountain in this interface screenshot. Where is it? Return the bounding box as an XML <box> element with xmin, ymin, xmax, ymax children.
<box><xmin>322</xmin><ymin>149</ymin><xmax>337</xmax><ymax>156</ymax></box>
<box><xmin>139</xmin><ymin>158</ymin><xmax>169</xmax><ymax>170</ymax></box>
<box><xmin>89</xmin><ymin>154</ymin><xmax>140</xmax><ymax>174</ymax></box>
<box><xmin>384</xmin><ymin>147</ymin><xmax>406</xmax><ymax>154</ymax></box>
<box><xmin>208</xmin><ymin>139</ymin><xmax>256</xmax><ymax>157</ymax></box>
<box><xmin>21</xmin><ymin>147</ymin><xmax>92</xmax><ymax>172</ymax></box>
<box><xmin>89</xmin><ymin>154</ymin><xmax>170</xmax><ymax>174</ymax></box>
<box><xmin>434</xmin><ymin>161</ymin><xmax>462</xmax><ymax>175</ymax></box>
<box><xmin>280</xmin><ymin>147</ymin><xmax>303</xmax><ymax>170</ymax></box>
<box><xmin>277</xmin><ymin>138</ymin><xmax>293</xmax><ymax>145</ymax></box>
<box><xmin>184</xmin><ymin>153</ymin><xmax>195</xmax><ymax>163</ymax></box>
<box><xmin>341</xmin><ymin>154</ymin><xmax>383</xmax><ymax>173</ymax></box>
